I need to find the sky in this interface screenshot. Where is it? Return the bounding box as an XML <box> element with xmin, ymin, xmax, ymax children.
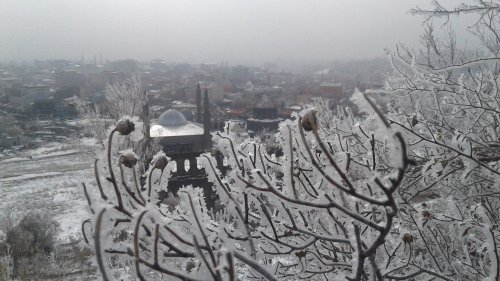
<box><xmin>0</xmin><ymin>0</ymin><xmax>467</xmax><ymax>64</ymax></box>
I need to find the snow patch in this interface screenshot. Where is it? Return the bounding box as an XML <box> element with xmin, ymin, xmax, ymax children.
<box><xmin>0</xmin><ymin>172</ymin><xmax>63</xmax><ymax>182</ymax></box>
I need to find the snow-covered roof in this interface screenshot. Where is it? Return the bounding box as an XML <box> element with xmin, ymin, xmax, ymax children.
<box><xmin>150</xmin><ymin>123</ymin><xmax>204</xmax><ymax>137</ymax></box>
<box><xmin>157</xmin><ymin>109</ymin><xmax>188</xmax><ymax>127</ymax></box>
<box><xmin>151</xmin><ymin>109</ymin><xmax>205</xmax><ymax>137</ymax></box>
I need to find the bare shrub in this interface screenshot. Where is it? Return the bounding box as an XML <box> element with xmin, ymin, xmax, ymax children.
<box><xmin>3</xmin><ymin>213</ymin><xmax>59</xmax><ymax>278</ymax></box>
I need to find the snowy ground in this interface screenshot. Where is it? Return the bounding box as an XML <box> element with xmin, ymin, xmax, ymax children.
<box><xmin>0</xmin><ymin>139</ymin><xmax>96</xmax><ymax>243</ymax></box>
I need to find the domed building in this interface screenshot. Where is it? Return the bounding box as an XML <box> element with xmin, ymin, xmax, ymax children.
<box><xmin>150</xmin><ymin>109</ymin><xmax>207</xmax><ymax>150</ymax></box>
<box><xmin>150</xmin><ymin>84</ymin><xmax>215</xmax><ymax>205</ymax></box>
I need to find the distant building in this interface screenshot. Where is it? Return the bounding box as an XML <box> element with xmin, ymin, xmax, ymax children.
<box><xmin>54</xmin><ymin>70</ymin><xmax>84</xmax><ymax>89</ymax></box>
<box><xmin>229</xmin><ymin>66</ymin><xmax>252</xmax><ymax>84</ymax></box>
<box><xmin>32</xmin><ymin>98</ymin><xmax>56</xmax><ymax>118</ymax></box>
<box><xmin>102</xmin><ymin>71</ymin><xmax>125</xmax><ymax>85</ymax></box>
<box><xmin>319</xmin><ymin>82</ymin><xmax>343</xmax><ymax>99</ymax></box>
<box><xmin>171</xmin><ymin>101</ymin><xmax>197</xmax><ymax>121</ymax></box>
<box><xmin>0</xmin><ymin>77</ymin><xmax>21</xmax><ymax>89</ymax></box>
<box><xmin>246</xmin><ymin>94</ymin><xmax>283</xmax><ymax>136</ymax></box>
<box><xmin>3</xmin><ymin>85</ymin><xmax>51</xmax><ymax>113</ymax></box>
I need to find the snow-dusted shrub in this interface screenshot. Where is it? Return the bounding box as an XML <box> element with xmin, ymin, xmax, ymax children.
<box><xmin>5</xmin><ymin>213</ymin><xmax>59</xmax><ymax>258</ymax></box>
<box><xmin>81</xmin><ymin>92</ymin><xmax>408</xmax><ymax>280</ymax></box>
<box><xmin>3</xmin><ymin>213</ymin><xmax>59</xmax><ymax>278</ymax></box>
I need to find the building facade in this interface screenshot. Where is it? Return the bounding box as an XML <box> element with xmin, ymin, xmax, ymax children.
<box><xmin>150</xmin><ymin>88</ymin><xmax>216</xmax><ymax>206</ymax></box>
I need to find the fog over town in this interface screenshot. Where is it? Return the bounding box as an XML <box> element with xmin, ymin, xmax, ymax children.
<box><xmin>0</xmin><ymin>1</ymin><xmax>499</xmax><ymax>280</ymax></box>
<box><xmin>1</xmin><ymin>0</ymin><xmax>446</xmax><ymax>64</ymax></box>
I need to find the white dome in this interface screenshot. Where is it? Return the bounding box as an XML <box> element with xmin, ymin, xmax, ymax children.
<box><xmin>157</xmin><ymin>109</ymin><xmax>188</xmax><ymax>127</ymax></box>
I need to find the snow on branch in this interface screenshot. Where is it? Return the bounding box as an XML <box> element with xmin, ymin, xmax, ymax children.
<box><xmin>81</xmin><ymin>93</ymin><xmax>409</xmax><ymax>280</ymax></box>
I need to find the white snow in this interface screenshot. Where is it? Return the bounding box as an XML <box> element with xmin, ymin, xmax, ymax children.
<box><xmin>0</xmin><ymin>171</ymin><xmax>63</xmax><ymax>182</ymax></box>
<box><xmin>79</xmin><ymin>137</ymin><xmax>99</xmax><ymax>146</ymax></box>
<box><xmin>150</xmin><ymin>123</ymin><xmax>204</xmax><ymax>137</ymax></box>
<box><xmin>1</xmin><ymin>149</ymin><xmax>79</xmax><ymax>163</ymax></box>
<box><xmin>0</xmin><ymin>141</ymin><xmax>93</xmax><ymax>243</ymax></box>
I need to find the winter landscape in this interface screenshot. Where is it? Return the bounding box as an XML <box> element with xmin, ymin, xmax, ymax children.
<box><xmin>0</xmin><ymin>139</ymin><xmax>97</xmax><ymax>278</ymax></box>
<box><xmin>1</xmin><ymin>1</ymin><xmax>500</xmax><ymax>280</ymax></box>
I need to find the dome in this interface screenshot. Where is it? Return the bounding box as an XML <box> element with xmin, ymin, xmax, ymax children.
<box><xmin>157</xmin><ymin>109</ymin><xmax>188</xmax><ymax>127</ymax></box>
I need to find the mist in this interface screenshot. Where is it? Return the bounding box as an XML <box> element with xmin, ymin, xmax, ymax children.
<box><xmin>0</xmin><ymin>0</ymin><xmax>433</xmax><ymax>64</ymax></box>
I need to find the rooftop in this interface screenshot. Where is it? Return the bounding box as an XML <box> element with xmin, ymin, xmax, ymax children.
<box><xmin>157</xmin><ymin>109</ymin><xmax>188</xmax><ymax>127</ymax></box>
<box><xmin>150</xmin><ymin>123</ymin><xmax>204</xmax><ymax>137</ymax></box>
<box><xmin>151</xmin><ymin>109</ymin><xmax>204</xmax><ymax>137</ymax></box>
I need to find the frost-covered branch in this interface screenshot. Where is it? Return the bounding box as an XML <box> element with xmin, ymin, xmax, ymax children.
<box><xmin>81</xmin><ymin>92</ymin><xmax>408</xmax><ymax>280</ymax></box>
<box><xmin>380</xmin><ymin>2</ymin><xmax>500</xmax><ymax>279</ymax></box>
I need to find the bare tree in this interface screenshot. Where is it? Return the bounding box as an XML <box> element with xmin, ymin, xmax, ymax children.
<box><xmin>78</xmin><ymin>2</ymin><xmax>499</xmax><ymax>280</ymax></box>
<box><xmin>104</xmin><ymin>76</ymin><xmax>145</xmax><ymax>120</ymax></box>
<box><xmin>75</xmin><ymin>76</ymin><xmax>145</xmax><ymax>146</ymax></box>
<box><xmin>76</xmin><ymin>76</ymin><xmax>159</xmax><ymax>170</ymax></box>
<box><xmin>379</xmin><ymin>1</ymin><xmax>500</xmax><ymax>280</ymax></box>
<box><xmin>74</xmin><ymin>96</ymin><xmax>110</xmax><ymax>149</ymax></box>
<box><xmin>81</xmin><ymin>90</ymin><xmax>408</xmax><ymax>280</ymax></box>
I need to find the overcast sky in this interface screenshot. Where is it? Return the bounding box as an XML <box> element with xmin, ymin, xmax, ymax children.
<box><xmin>0</xmin><ymin>0</ymin><xmax>463</xmax><ymax>64</ymax></box>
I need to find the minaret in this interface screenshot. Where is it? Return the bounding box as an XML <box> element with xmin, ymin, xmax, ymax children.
<box><xmin>203</xmin><ymin>88</ymin><xmax>211</xmax><ymax>138</ymax></box>
<box><xmin>196</xmin><ymin>82</ymin><xmax>202</xmax><ymax>123</ymax></box>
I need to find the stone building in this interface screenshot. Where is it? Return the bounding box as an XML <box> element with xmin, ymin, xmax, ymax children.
<box><xmin>150</xmin><ymin>85</ymin><xmax>216</xmax><ymax>206</ymax></box>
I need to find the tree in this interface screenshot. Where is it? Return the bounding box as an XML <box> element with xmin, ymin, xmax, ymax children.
<box><xmin>81</xmin><ymin>90</ymin><xmax>409</xmax><ymax>280</ymax></box>
<box><xmin>74</xmin><ymin>96</ymin><xmax>110</xmax><ymax>149</ymax></box>
<box><xmin>379</xmin><ymin>1</ymin><xmax>500</xmax><ymax>280</ymax></box>
<box><xmin>103</xmin><ymin>76</ymin><xmax>145</xmax><ymax>121</ymax></box>
<box><xmin>75</xmin><ymin>76</ymin><xmax>147</xmax><ymax>147</ymax></box>
<box><xmin>75</xmin><ymin>76</ymin><xmax>159</xmax><ymax>172</ymax></box>
<box><xmin>80</xmin><ymin>2</ymin><xmax>500</xmax><ymax>280</ymax></box>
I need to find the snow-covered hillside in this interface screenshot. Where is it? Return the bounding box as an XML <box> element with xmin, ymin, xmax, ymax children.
<box><xmin>0</xmin><ymin>140</ymin><xmax>95</xmax><ymax>243</ymax></box>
